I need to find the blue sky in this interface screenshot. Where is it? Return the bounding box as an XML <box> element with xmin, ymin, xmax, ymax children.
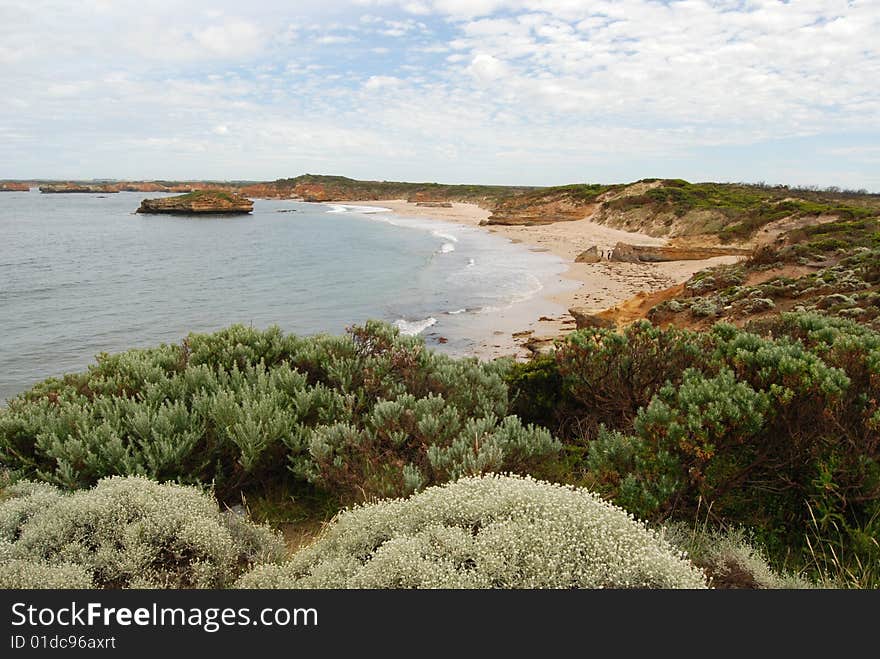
<box><xmin>1</xmin><ymin>0</ymin><xmax>878</xmax><ymax>190</ymax></box>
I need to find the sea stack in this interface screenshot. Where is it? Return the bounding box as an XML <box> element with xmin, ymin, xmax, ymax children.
<box><xmin>136</xmin><ymin>190</ymin><xmax>254</xmax><ymax>215</ymax></box>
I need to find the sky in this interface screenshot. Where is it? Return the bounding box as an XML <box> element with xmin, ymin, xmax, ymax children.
<box><xmin>1</xmin><ymin>0</ymin><xmax>878</xmax><ymax>190</ymax></box>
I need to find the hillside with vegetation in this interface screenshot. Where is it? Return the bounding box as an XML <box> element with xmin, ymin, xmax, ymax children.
<box><xmin>485</xmin><ymin>178</ymin><xmax>880</xmax><ymax>239</ymax></box>
<box><xmin>264</xmin><ymin>174</ymin><xmax>537</xmax><ymax>206</ymax></box>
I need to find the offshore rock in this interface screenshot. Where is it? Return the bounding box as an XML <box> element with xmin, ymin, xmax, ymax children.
<box><xmin>137</xmin><ymin>190</ymin><xmax>254</xmax><ymax>214</ymax></box>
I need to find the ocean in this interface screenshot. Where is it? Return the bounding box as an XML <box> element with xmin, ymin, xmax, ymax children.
<box><xmin>0</xmin><ymin>191</ymin><xmax>569</xmax><ymax>403</ymax></box>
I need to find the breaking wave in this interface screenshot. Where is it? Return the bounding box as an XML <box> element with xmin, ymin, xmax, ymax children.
<box><xmin>393</xmin><ymin>317</ymin><xmax>438</xmax><ymax>336</ymax></box>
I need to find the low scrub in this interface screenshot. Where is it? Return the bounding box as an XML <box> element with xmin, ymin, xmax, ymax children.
<box><xmin>507</xmin><ymin>314</ymin><xmax>880</xmax><ymax>572</ymax></box>
<box><xmin>0</xmin><ymin>477</ymin><xmax>285</xmax><ymax>588</ymax></box>
<box><xmin>0</xmin><ymin>322</ymin><xmax>558</xmax><ymax>504</ymax></box>
<box><xmin>236</xmin><ymin>474</ymin><xmax>708</xmax><ymax>589</ymax></box>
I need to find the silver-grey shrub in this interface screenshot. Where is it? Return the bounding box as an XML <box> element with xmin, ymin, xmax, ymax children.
<box><xmin>0</xmin><ymin>476</ymin><xmax>285</xmax><ymax>589</ymax></box>
<box><xmin>663</xmin><ymin>523</ymin><xmax>815</xmax><ymax>589</ymax></box>
<box><xmin>0</xmin><ymin>321</ymin><xmax>559</xmax><ymax>504</ymax></box>
<box><xmin>236</xmin><ymin>474</ymin><xmax>708</xmax><ymax>589</ymax></box>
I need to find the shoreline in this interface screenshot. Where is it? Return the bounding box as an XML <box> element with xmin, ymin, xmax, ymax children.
<box><xmin>350</xmin><ymin>199</ymin><xmax>745</xmax><ymax>359</ymax></box>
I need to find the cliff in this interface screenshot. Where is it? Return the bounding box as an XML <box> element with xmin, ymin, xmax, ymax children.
<box><xmin>609</xmin><ymin>242</ymin><xmax>752</xmax><ymax>263</ymax></box>
<box><xmin>484</xmin><ymin>178</ymin><xmax>880</xmax><ymax>242</ymax></box>
<box><xmin>136</xmin><ymin>190</ymin><xmax>253</xmax><ymax>214</ymax></box>
<box><xmin>487</xmin><ymin>184</ymin><xmax>619</xmax><ymax>225</ymax></box>
<box><xmin>39</xmin><ymin>183</ymin><xmax>119</xmax><ymax>193</ymax></box>
<box><xmin>0</xmin><ymin>182</ymin><xmax>30</xmax><ymax>192</ymax></box>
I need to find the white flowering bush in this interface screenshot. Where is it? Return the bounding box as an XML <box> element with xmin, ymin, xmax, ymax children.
<box><xmin>237</xmin><ymin>474</ymin><xmax>708</xmax><ymax>589</ymax></box>
<box><xmin>0</xmin><ymin>476</ymin><xmax>285</xmax><ymax>589</ymax></box>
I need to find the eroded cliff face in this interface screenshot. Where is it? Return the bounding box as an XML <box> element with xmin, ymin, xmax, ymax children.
<box><xmin>488</xmin><ymin>197</ymin><xmax>600</xmax><ymax>225</ymax></box>
<box><xmin>609</xmin><ymin>243</ymin><xmax>752</xmax><ymax>263</ymax></box>
<box><xmin>39</xmin><ymin>183</ymin><xmax>119</xmax><ymax>193</ymax></box>
<box><xmin>136</xmin><ymin>191</ymin><xmax>253</xmax><ymax>214</ymax></box>
<box><xmin>486</xmin><ymin>185</ymin><xmax>616</xmax><ymax>225</ymax></box>
<box><xmin>0</xmin><ymin>182</ymin><xmax>30</xmax><ymax>191</ymax></box>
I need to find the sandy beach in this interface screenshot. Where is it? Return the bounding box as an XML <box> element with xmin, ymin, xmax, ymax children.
<box><xmin>354</xmin><ymin>200</ymin><xmax>743</xmax><ymax>358</ymax></box>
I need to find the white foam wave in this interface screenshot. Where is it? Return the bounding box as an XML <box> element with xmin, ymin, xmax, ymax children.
<box><xmin>394</xmin><ymin>317</ymin><xmax>437</xmax><ymax>336</ymax></box>
<box><xmin>466</xmin><ymin>258</ymin><xmax>475</xmax><ymax>268</ymax></box>
<box><xmin>439</xmin><ymin>242</ymin><xmax>456</xmax><ymax>254</ymax></box>
<box><xmin>325</xmin><ymin>204</ymin><xmax>392</xmax><ymax>214</ymax></box>
<box><xmin>431</xmin><ymin>230</ymin><xmax>459</xmax><ymax>243</ymax></box>
<box><xmin>447</xmin><ymin>308</ymin><xmax>467</xmax><ymax>315</ymax></box>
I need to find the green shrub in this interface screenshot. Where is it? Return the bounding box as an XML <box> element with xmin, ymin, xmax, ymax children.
<box><xmin>236</xmin><ymin>474</ymin><xmax>708</xmax><ymax>589</ymax></box>
<box><xmin>551</xmin><ymin>321</ymin><xmax>710</xmax><ymax>431</ymax></box>
<box><xmin>510</xmin><ymin>315</ymin><xmax>880</xmax><ymax>571</ymax></box>
<box><xmin>0</xmin><ymin>476</ymin><xmax>285</xmax><ymax>589</ymax></box>
<box><xmin>0</xmin><ymin>322</ymin><xmax>559</xmax><ymax>504</ymax></box>
<box><xmin>585</xmin><ymin>427</ymin><xmax>681</xmax><ymax>519</ymax></box>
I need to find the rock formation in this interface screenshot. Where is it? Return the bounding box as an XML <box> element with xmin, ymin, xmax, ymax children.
<box><xmin>609</xmin><ymin>242</ymin><xmax>751</xmax><ymax>263</ymax></box>
<box><xmin>136</xmin><ymin>190</ymin><xmax>254</xmax><ymax>215</ymax></box>
<box><xmin>39</xmin><ymin>184</ymin><xmax>119</xmax><ymax>193</ymax></box>
<box><xmin>568</xmin><ymin>307</ymin><xmax>616</xmax><ymax>330</ymax></box>
<box><xmin>488</xmin><ymin>195</ymin><xmax>599</xmax><ymax>225</ymax></box>
<box><xmin>0</xmin><ymin>182</ymin><xmax>30</xmax><ymax>191</ymax></box>
<box><xmin>574</xmin><ymin>246</ymin><xmax>602</xmax><ymax>263</ymax></box>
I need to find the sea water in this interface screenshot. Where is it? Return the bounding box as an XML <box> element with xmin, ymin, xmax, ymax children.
<box><xmin>0</xmin><ymin>191</ymin><xmax>569</xmax><ymax>402</ymax></box>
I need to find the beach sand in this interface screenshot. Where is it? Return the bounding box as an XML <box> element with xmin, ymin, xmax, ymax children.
<box><xmin>354</xmin><ymin>200</ymin><xmax>744</xmax><ymax>359</ymax></box>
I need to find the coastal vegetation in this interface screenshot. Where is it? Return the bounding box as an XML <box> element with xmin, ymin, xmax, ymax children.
<box><xmin>2</xmin><ymin>314</ymin><xmax>878</xmax><ymax>588</ymax></box>
<box><xmin>237</xmin><ymin>474</ymin><xmax>708</xmax><ymax>589</ymax></box>
<box><xmin>506</xmin><ymin>316</ymin><xmax>880</xmax><ymax>586</ymax></box>
<box><xmin>0</xmin><ymin>476</ymin><xmax>284</xmax><ymax>589</ymax></box>
<box><xmin>0</xmin><ymin>322</ymin><xmax>556</xmax><ymax>503</ymax></box>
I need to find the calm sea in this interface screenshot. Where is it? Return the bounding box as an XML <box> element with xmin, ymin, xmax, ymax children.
<box><xmin>0</xmin><ymin>191</ymin><xmax>569</xmax><ymax>402</ymax></box>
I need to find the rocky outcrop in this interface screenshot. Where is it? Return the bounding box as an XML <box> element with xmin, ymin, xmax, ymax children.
<box><xmin>523</xmin><ymin>336</ymin><xmax>557</xmax><ymax>356</ymax></box>
<box><xmin>415</xmin><ymin>201</ymin><xmax>453</xmax><ymax>208</ymax></box>
<box><xmin>136</xmin><ymin>190</ymin><xmax>253</xmax><ymax>214</ymax></box>
<box><xmin>39</xmin><ymin>184</ymin><xmax>119</xmax><ymax>193</ymax></box>
<box><xmin>574</xmin><ymin>246</ymin><xmax>602</xmax><ymax>263</ymax></box>
<box><xmin>0</xmin><ymin>182</ymin><xmax>30</xmax><ymax>191</ymax></box>
<box><xmin>239</xmin><ymin>183</ymin><xmax>287</xmax><ymax>198</ymax></box>
<box><xmin>568</xmin><ymin>308</ymin><xmax>616</xmax><ymax>330</ymax></box>
<box><xmin>610</xmin><ymin>242</ymin><xmax>751</xmax><ymax>263</ymax></box>
<box><xmin>488</xmin><ymin>196</ymin><xmax>598</xmax><ymax>225</ymax></box>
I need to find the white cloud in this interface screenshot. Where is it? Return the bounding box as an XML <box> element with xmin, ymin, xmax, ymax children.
<box><xmin>1</xmin><ymin>1</ymin><xmax>878</xmax><ymax>189</ymax></box>
<box><xmin>466</xmin><ymin>53</ymin><xmax>509</xmax><ymax>83</ymax></box>
<box><xmin>192</xmin><ymin>20</ymin><xmax>263</xmax><ymax>57</ymax></box>
<box><xmin>364</xmin><ymin>75</ymin><xmax>405</xmax><ymax>90</ymax></box>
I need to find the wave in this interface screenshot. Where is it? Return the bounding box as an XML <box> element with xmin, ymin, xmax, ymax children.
<box><xmin>466</xmin><ymin>258</ymin><xmax>475</xmax><ymax>268</ymax></box>
<box><xmin>325</xmin><ymin>204</ymin><xmax>391</xmax><ymax>215</ymax></box>
<box><xmin>393</xmin><ymin>317</ymin><xmax>437</xmax><ymax>336</ymax></box>
<box><xmin>431</xmin><ymin>229</ymin><xmax>458</xmax><ymax>243</ymax></box>
<box><xmin>447</xmin><ymin>308</ymin><xmax>467</xmax><ymax>315</ymax></box>
<box><xmin>438</xmin><ymin>242</ymin><xmax>456</xmax><ymax>254</ymax></box>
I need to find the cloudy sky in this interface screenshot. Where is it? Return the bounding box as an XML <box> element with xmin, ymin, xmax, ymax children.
<box><xmin>1</xmin><ymin>0</ymin><xmax>878</xmax><ymax>189</ymax></box>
